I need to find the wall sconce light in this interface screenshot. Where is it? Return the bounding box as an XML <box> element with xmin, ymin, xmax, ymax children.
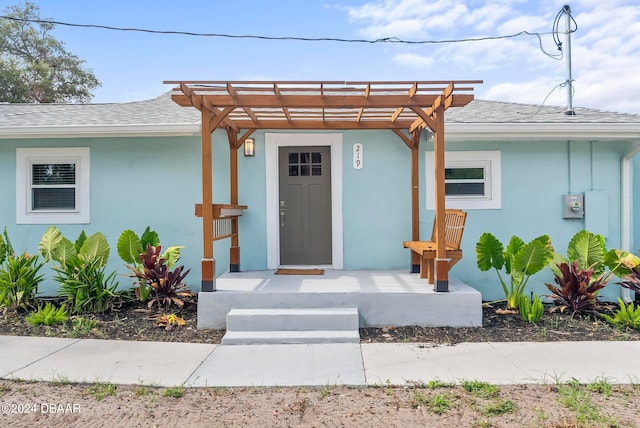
<box><xmin>243</xmin><ymin>138</ymin><xmax>255</xmax><ymax>157</ymax></box>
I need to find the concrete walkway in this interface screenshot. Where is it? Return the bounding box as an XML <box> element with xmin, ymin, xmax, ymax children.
<box><xmin>1</xmin><ymin>335</ymin><xmax>639</xmax><ymax>387</ymax></box>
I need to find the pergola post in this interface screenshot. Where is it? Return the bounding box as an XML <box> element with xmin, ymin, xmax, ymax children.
<box><xmin>432</xmin><ymin>104</ymin><xmax>448</xmax><ymax>292</ymax></box>
<box><xmin>410</xmin><ymin>130</ymin><xmax>421</xmax><ymax>273</ymax></box>
<box><xmin>201</xmin><ymin>110</ymin><xmax>215</xmax><ymax>292</ymax></box>
<box><xmin>227</xmin><ymin>128</ymin><xmax>240</xmax><ymax>272</ymax></box>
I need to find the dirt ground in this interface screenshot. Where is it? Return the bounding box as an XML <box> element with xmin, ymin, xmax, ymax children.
<box><xmin>2</xmin><ymin>301</ymin><xmax>640</xmax><ymax>426</ymax></box>
<box><xmin>2</xmin><ymin>380</ymin><xmax>640</xmax><ymax>427</ymax></box>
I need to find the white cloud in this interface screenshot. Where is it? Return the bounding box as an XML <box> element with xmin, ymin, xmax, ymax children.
<box><xmin>344</xmin><ymin>0</ymin><xmax>640</xmax><ymax>113</ymax></box>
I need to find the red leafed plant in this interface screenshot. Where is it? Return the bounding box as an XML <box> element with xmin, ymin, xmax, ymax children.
<box><xmin>617</xmin><ymin>266</ymin><xmax>640</xmax><ymax>294</ymax></box>
<box><xmin>128</xmin><ymin>244</ymin><xmax>193</xmax><ymax>310</ymax></box>
<box><xmin>545</xmin><ymin>260</ymin><xmax>608</xmax><ymax>315</ymax></box>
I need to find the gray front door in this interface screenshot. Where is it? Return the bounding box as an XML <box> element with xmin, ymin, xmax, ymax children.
<box><xmin>279</xmin><ymin>146</ymin><xmax>332</xmax><ymax>265</ymax></box>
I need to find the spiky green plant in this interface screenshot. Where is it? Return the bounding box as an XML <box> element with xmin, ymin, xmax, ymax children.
<box><xmin>26</xmin><ymin>302</ymin><xmax>68</xmax><ymax>326</ymax></box>
<box><xmin>518</xmin><ymin>293</ymin><xmax>544</xmax><ymax>323</ymax></box>
<box><xmin>601</xmin><ymin>299</ymin><xmax>640</xmax><ymax>330</ymax></box>
<box><xmin>0</xmin><ymin>228</ymin><xmax>45</xmax><ymax>311</ymax></box>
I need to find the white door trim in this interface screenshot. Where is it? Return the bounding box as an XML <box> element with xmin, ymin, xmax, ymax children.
<box><xmin>265</xmin><ymin>133</ymin><xmax>343</xmax><ymax>269</ymax></box>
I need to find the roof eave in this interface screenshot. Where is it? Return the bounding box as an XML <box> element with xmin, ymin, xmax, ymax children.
<box><xmin>444</xmin><ymin>122</ymin><xmax>640</xmax><ymax>142</ymax></box>
<box><xmin>0</xmin><ymin>123</ymin><xmax>201</xmax><ymax>139</ymax></box>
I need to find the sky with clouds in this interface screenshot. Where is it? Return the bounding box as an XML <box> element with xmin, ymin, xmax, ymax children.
<box><xmin>2</xmin><ymin>0</ymin><xmax>639</xmax><ymax>113</ymax></box>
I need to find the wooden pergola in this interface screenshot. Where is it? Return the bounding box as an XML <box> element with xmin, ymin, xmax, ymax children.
<box><xmin>164</xmin><ymin>80</ymin><xmax>482</xmax><ymax>292</ymax></box>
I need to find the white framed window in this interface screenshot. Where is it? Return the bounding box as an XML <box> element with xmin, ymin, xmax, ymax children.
<box><xmin>16</xmin><ymin>148</ymin><xmax>90</xmax><ymax>224</ymax></box>
<box><xmin>425</xmin><ymin>150</ymin><xmax>501</xmax><ymax>210</ymax></box>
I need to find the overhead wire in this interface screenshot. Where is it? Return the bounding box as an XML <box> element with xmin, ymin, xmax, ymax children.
<box><xmin>0</xmin><ymin>15</ymin><xmax>558</xmax><ymax>46</ymax></box>
<box><xmin>1</xmin><ymin>9</ymin><xmax>579</xmax><ymax>111</ymax></box>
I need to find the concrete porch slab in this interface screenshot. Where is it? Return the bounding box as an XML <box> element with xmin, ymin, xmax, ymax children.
<box><xmin>185</xmin><ymin>343</ymin><xmax>365</xmax><ymax>387</ymax></box>
<box><xmin>198</xmin><ymin>270</ymin><xmax>482</xmax><ymax>329</ymax></box>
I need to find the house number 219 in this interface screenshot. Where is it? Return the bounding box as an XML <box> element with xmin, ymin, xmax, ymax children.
<box><xmin>353</xmin><ymin>143</ymin><xmax>363</xmax><ymax>170</ymax></box>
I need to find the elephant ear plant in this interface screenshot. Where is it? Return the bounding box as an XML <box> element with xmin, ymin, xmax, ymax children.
<box><xmin>476</xmin><ymin>233</ymin><xmax>554</xmax><ymax>309</ymax></box>
<box><xmin>39</xmin><ymin>226</ymin><xmax>128</xmax><ymax>314</ymax></box>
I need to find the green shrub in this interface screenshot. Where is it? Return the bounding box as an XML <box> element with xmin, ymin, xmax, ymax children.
<box><xmin>601</xmin><ymin>299</ymin><xmax>640</xmax><ymax>330</ymax></box>
<box><xmin>518</xmin><ymin>293</ymin><xmax>544</xmax><ymax>323</ymax></box>
<box><xmin>55</xmin><ymin>256</ymin><xmax>123</xmax><ymax>314</ymax></box>
<box><xmin>40</xmin><ymin>226</ymin><xmax>129</xmax><ymax>314</ymax></box>
<box><xmin>26</xmin><ymin>302</ymin><xmax>68</xmax><ymax>326</ymax></box>
<box><xmin>0</xmin><ymin>228</ymin><xmax>45</xmax><ymax>311</ymax></box>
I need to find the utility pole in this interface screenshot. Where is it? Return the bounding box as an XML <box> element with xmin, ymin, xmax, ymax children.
<box><xmin>564</xmin><ymin>4</ymin><xmax>575</xmax><ymax>115</ymax></box>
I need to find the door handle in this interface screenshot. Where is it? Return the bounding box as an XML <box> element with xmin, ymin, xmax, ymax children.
<box><xmin>279</xmin><ymin>201</ymin><xmax>285</xmax><ymax>227</ymax></box>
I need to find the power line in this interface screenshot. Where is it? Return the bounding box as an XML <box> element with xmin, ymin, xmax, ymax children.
<box><xmin>0</xmin><ymin>15</ymin><xmax>557</xmax><ymax>46</ymax></box>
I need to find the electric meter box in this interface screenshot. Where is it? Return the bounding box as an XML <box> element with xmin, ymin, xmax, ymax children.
<box><xmin>563</xmin><ymin>194</ymin><xmax>584</xmax><ymax>219</ymax></box>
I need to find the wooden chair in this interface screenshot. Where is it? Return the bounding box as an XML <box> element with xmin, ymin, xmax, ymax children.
<box><xmin>403</xmin><ymin>209</ymin><xmax>467</xmax><ymax>283</ymax></box>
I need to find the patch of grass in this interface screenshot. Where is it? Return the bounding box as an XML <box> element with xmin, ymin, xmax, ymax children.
<box><xmin>409</xmin><ymin>391</ymin><xmax>429</xmax><ymax>409</ymax></box>
<box><xmin>88</xmin><ymin>382</ymin><xmax>117</xmax><ymax>401</ymax></box>
<box><xmin>587</xmin><ymin>375</ymin><xmax>614</xmax><ymax>397</ymax></box>
<box><xmin>319</xmin><ymin>385</ymin><xmax>333</xmax><ymax>399</ymax></box>
<box><xmin>162</xmin><ymin>386</ymin><xmax>185</xmax><ymax>398</ymax></box>
<box><xmin>556</xmin><ymin>379</ymin><xmax>617</xmax><ymax>426</ymax></box>
<box><xmin>70</xmin><ymin>316</ymin><xmax>100</xmax><ymax>336</ymax></box>
<box><xmin>427</xmin><ymin>379</ymin><xmax>455</xmax><ymax>389</ymax></box>
<box><xmin>48</xmin><ymin>375</ymin><xmax>73</xmax><ymax>386</ymax></box>
<box><xmin>483</xmin><ymin>399</ymin><xmax>514</xmax><ymax>416</ymax></box>
<box><xmin>533</xmin><ymin>407</ymin><xmax>548</xmax><ymax>425</ymax></box>
<box><xmin>0</xmin><ymin>383</ymin><xmax>11</xmax><ymax>398</ymax></box>
<box><xmin>462</xmin><ymin>380</ymin><xmax>499</xmax><ymax>398</ymax></box>
<box><xmin>134</xmin><ymin>386</ymin><xmax>154</xmax><ymax>398</ymax></box>
<box><xmin>409</xmin><ymin>391</ymin><xmax>454</xmax><ymax>414</ymax></box>
<box><xmin>428</xmin><ymin>393</ymin><xmax>453</xmax><ymax>414</ymax></box>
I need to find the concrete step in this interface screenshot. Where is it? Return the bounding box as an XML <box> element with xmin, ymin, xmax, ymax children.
<box><xmin>225</xmin><ymin>308</ymin><xmax>359</xmax><ymax>332</ymax></box>
<box><xmin>221</xmin><ymin>330</ymin><xmax>360</xmax><ymax>345</ymax></box>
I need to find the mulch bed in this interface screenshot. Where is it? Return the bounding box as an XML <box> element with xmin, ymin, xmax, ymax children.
<box><xmin>1</xmin><ymin>299</ymin><xmax>639</xmax><ymax>344</ymax></box>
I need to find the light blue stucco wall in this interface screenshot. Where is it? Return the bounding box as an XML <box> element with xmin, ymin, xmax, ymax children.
<box><xmin>1</xmin><ymin>133</ymin><xmax>634</xmax><ymax>301</ymax></box>
<box><xmin>0</xmin><ymin>136</ymin><xmax>202</xmax><ymax>295</ymax></box>
<box><xmin>445</xmin><ymin>140</ymin><xmax>630</xmax><ymax>301</ymax></box>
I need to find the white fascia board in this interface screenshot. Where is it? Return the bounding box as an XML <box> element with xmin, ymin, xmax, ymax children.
<box><xmin>444</xmin><ymin>123</ymin><xmax>640</xmax><ymax>142</ymax></box>
<box><xmin>0</xmin><ymin>123</ymin><xmax>201</xmax><ymax>139</ymax></box>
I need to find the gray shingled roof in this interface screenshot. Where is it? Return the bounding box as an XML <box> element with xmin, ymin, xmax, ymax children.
<box><xmin>0</xmin><ymin>91</ymin><xmax>638</xmax><ymax>130</ymax></box>
<box><xmin>447</xmin><ymin>99</ymin><xmax>640</xmax><ymax>124</ymax></box>
<box><xmin>0</xmin><ymin>92</ymin><xmax>200</xmax><ymax>127</ymax></box>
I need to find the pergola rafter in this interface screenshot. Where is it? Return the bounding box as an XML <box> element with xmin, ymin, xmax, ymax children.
<box><xmin>165</xmin><ymin>80</ymin><xmax>482</xmax><ymax>292</ymax></box>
